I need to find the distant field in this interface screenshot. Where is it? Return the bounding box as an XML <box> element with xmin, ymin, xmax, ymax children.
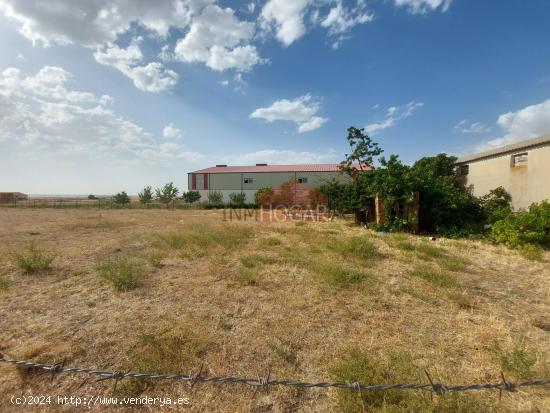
<box><xmin>0</xmin><ymin>209</ymin><xmax>549</xmax><ymax>412</ymax></box>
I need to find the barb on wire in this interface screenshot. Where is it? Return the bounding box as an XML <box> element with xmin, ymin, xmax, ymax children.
<box><xmin>1</xmin><ymin>354</ymin><xmax>549</xmax><ymax>396</ymax></box>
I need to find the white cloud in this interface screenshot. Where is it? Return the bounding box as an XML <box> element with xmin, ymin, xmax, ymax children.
<box><xmin>0</xmin><ymin>66</ymin><xmax>201</xmax><ymax>163</ymax></box>
<box><xmin>365</xmin><ymin>101</ymin><xmax>423</xmax><ymax>134</ymax></box>
<box><xmin>163</xmin><ymin>124</ymin><xmax>183</xmax><ymax>139</ymax></box>
<box><xmin>453</xmin><ymin>120</ymin><xmax>492</xmax><ymax>134</ymax></box>
<box><xmin>0</xmin><ymin>0</ymin><xmax>210</xmax><ymax>46</ymax></box>
<box><xmin>174</xmin><ymin>4</ymin><xmax>264</xmax><ymax>72</ymax></box>
<box><xmin>219</xmin><ymin>80</ymin><xmax>230</xmax><ymax>86</ymax></box>
<box><xmin>394</xmin><ymin>0</ymin><xmax>452</xmax><ymax>14</ymax></box>
<box><xmin>93</xmin><ymin>43</ymin><xmax>178</xmax><ymax>92</ymax></box>
<box><xmin>394</xmin><ymin>0</ymin><xmax>453</xmax><ymax>14</ymax></box>
<box><xmin>321</xmin><ymin>0</ymin><xmax>373</xmax><ymax>48</ymax></box>
<box><xmin>247</xmin><ymin>3</ymin><xmax>256</xmax><ymax>13</ymax></box>
<box><xmin>227</xmin><ymin>148</ymin><xmax>337</xmax><ymax>165</ymax></box>
<box><xmin>260</xmin><ymin>0</ymin><xmax>312</xmax><ymax>46</ymax></box>
<box><xmin>478</xmin><ymin>99</ymin><xmax>550</xmax><ymax>149</ymax></box>
<box><xmin>250</xmin><ymin>94</ymin><xmax>328</xmax><ymax>133</ymax></box>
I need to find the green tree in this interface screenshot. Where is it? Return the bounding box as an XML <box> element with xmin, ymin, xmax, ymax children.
<box><xmin>208</xmin><ymin>191</ymin><xmax>223</xmax><ymax>206</ymax></box>
<box><xmin>479</xmin><ymin>186</ymin><xmax>513</xmax><ymax>224</ymax></box>
<box><xmin>183</xmin><ymin>191</ymin><xmax>201</xmax><ymax>203</ymax></box>
<box><xmin>155</xmin><ymin>182</ymin><xmax>179</xmax><ymax>204</ymax></box>
<box><xmin>340</xmin><ymin>126</ymin><xmax>383</xmax><ymax>175</ymax></box>
<box><xmin>138</xmin><ymin>186</ymin><xmax>153</xmax><ymax>204</ymax></box>
<box><xmin>229</xmin><ymin>192</ymin><xmax>247</xmax><ymax>207</ymax></box>
<box><xmin>112</xmin><ymin>191</ymin><xmax>130</xmax><ymax>205</ymax></box>
<box><xmin>254</xmin><ymin>186</ymin><xmax>274</xmax><ymax>207</ymax></box>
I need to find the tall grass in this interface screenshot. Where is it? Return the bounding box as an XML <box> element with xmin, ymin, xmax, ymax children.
<box><xmin>14</xmin><ymin>244</ymin><xmax>54</xmax><ymax>274</ymax></box>
<box><xmin>97</xmin><ymin>256</ymin><xmax>147</xmax><ymax>291</ymax></box>
<box><xmin>329</xmin><ymin>236</ymin><xmax>378</xmax><ymax>260</ymax></box>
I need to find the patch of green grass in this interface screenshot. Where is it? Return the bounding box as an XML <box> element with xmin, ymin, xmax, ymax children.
<box><xmin>14</xmin><ymin>244</ymin><xmax>54</xmax><ymax>274</ymax></box>
<box><xmin>295</xmin><ymin>221</ymin><xmax>307</xmax><ymax>227</ymax></box>
<box><xmin>438</xmin><ymin>255</ymin><xmax>470</xmax><ymax>272</ymax></box>
<box><xmin>258</xmin><ymin>236</ymin><xmax>282</xmax><ymax>248</ymax></box>
<box><xmin>400</xmin><ymin>285</ymin><xmax>438</xmax><ymax>305</ymax></box>
<box><xmin>330</xmin><ymin>349</ymin><xmax>483</xmax><ymax>412</ymax></box>
<box><xmin>330</xmin><ymin>236</ymin><xmax>378</xmax><ymax>260</ymax></box>
<box><xmin>155</xmin><ymin>224</ymin><xmax>252</xmax><ymax>253</ymax></box>
<box><xmin>392</xmin><ymin>240</ymin><xmax>416</xmax><ymax>252</ymax></box>
<box><xmin>498</xmin><ymin>340</ymin><xmax>537</xmax><ymax>379</ymax></box>
<box><xmin>239</xmin><ymin>253</ymin><xmax>278</xmax><ymax>268</ymax></box>
<box><xmin>314</xmin><ymin>262</ymin><xmax>369</xmax><ymax>287</ymax></box>
<box><xmin>410</xmin><ymin>264</ymin><xmax>458</xmax><ymax>288</ymax></box>
<box><xmin>415</xmin><ymin>242</ymin><xmax>447</xmax><ymax>259</ymax></box>
<box><xmin>97</xmin><ymin>255</ymin><xmax>147</xmax><ymax>291</ymax></box>
<box><xmin>518</xmin><ymin>244</ymin><xmax>544</xmax><ymax>261</ymax></box>
<box><xmin>0</xmin><ymin>273</ymin><xmax>10</xmax><ymax>290</ymax></box>
<box><xmin>117</xmin><ymin>325</ymin><xmax>208</xmax><ymax>397</ymax></box>
<box><xmin>237</xmin><ymin>266</ymin><xmax>258</xmax><ymax>285</ymax></box>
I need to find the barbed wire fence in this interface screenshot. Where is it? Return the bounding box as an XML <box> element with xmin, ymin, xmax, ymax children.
<box><xmin>1</xmin><ymin>353</ymin><xmax>549</xmax><ymax>401</ymax></box>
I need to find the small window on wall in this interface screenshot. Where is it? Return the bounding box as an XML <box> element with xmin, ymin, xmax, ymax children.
<box><xmin>243</xmin><ymin>178</ymin><xmax>253</xmax><ymax>184</ymax></box>
<box><xmin>459</xmin><ymin>164</ymin><xmax>469</xmax><ymax>176</ymax></box>
<box><xmin>511</xmin><ymin>152</ymin><xmax>528</xmax><ymax>166</ymax></box>
<box><xmin>298</xmin><ymin>177</ymin><xmax>308</xmax><ymax>183</ymax></box>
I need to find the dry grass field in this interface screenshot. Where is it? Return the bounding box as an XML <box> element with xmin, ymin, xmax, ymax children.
<box><xmin>0</xmin><ymin>208</ymin><xmax>549</xmax><ymax>412</ymax></box>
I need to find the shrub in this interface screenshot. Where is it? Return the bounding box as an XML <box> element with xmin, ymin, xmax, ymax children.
<box><xmin>15</xmin><ymin>244</ymin><xmax>54</xmax><ymax>273</ymax></box>
<box><xmin>255</xmin><ymin>186</ymin><xmax>274</xmax><ymax>207</ymax></box>
<box><xmin>479</xmin><ymin>186</ymin><xmax>513</xmax><ymax>224</ymax></box>
<box><xmin>138</xmin><ymin>186</ymin><xmax>153</xmax><ymax>204</ymax></box>
<box><xmin>208</xmin><ymin>191</ymin><xmax>223</xmax><ymax>206</ymax></box>
<box><xmin>112</xmin><ymin>191</ymin><xmax>130</xmax><ymax>205</ymax></box>
<box><xmin>229</xmin><ymin>192</ymin><xmax>247</xmax><ymax>206</ymax></box>
<box><xmin>183</xmin><ymin>190</ymin><xmax>201</xmax><ymax>203</ymax></box>
<box><xmin>490</xmin><ymin>200</ymin><xmax>550</xmax><ymax>248</ymax></box>
<box><xmin>97</xmin><ymin>256</ymin><xmax>146</xmax><ymax>291</ymax></box>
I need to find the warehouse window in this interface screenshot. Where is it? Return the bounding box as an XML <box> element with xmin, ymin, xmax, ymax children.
<box><xmin>511</xmin><ymin>152</ymin><xmax>528</xmax><ymax>166</ymax></box>
<box><xmin>243</xmin><ymin>178</ymin><xmax>253</xmax><ymax>184</ymax></box>
<box><xmin>298</xmin><ymin>177</ymin><xmax>308</xmax><ymax>183</ymax></box>
<box><xmin>459</xmin><ymin>164</ymin><xmax>469</xmax><ymax>176</ymax></box>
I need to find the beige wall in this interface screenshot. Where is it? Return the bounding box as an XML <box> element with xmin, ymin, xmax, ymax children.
<box><xmin>461</xmin><ymin>145</ymin><xmax>550</xmax><ymax>210</ymax></box>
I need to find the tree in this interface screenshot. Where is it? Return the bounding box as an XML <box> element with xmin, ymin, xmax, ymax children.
<box><xmin>183</xmin><ymin>191</ymin><xmax>201</xmax><ymax>203</ymax></box>
<box><xmin>479</xmin><ymin>186</ymin><xmax>512</xmax><ymax>224</ymax></box>
<box><xmin>229</xmin><ymin>192</ymin><xmax>247</xmax><ymax>206</ymax></box>
<box><xmin>340</xmin><ymin>126</ymin><xmax>383</xmax><ymax>175</ymax></box>
<box><xmin>155</xmin><ymin>182</ymin><xmax>179</xmax><ymax>204</ymax></box>
<box><xmin>112</xmin><ymin>191</ymin><xmax>130</xmax><ymax>205</ymax></box>
<box><xmin>138</xmin><ymin>186</ymin><xmax>153</xmax><ymax>204</ymax></box>
<box><xmin>208</xmin><ymin>191</ymin><xmax>223</xmax><ymax>206</ymax></box>
<box><xmin>255</xmin><ymin>187</ymin><xmax>274</xmax><ymax>207</ymax></box>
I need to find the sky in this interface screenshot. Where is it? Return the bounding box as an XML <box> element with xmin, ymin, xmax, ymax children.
<box><xmin>1</xmin><ymin>0</ymin><xmax>549</xmax><ymax>194</ymax></box>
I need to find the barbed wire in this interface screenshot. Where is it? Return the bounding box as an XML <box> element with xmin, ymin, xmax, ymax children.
<box><xmin>1</xmin><ymin>354</ymin><xmax>549</xmax><ymax>397</ymax></box>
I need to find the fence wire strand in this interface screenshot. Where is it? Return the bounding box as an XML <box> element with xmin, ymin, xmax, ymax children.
<box><xmin>1</xmin><ymin>354</ymin><xmax>549</xmax><ymax>396</ymax></box>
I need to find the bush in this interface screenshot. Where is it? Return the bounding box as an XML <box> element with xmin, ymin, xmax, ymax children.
<box><xmin>229</xmin><ymin>192</ymin><xmax>246</xmax><ymax>206</ymax></box>
<box><xmin>138</xmin><ymin>186</ymin><xmax>153</xmax><ymax>204</ymax></box>
<box><xmin>490</xmin><ymin>200</ymin><xmax>550</xmax><ymax>248</ymax></box>
<box><xmin>183</xmin><ymin>190</ymin><xmax>201</xmax><ymax>203</ymax></box>
<box><xmin>255</xmin><ymin>186</ymin><xmax>273</xmax><ymax>207</ymax></box>
<box><xmin>155</xmin><ymin>182</ymin><xmax>179</xmax><ymax>204</ymax></box>
<box><xmin>112</xmin><ymin>191</ymin><xmax>130</xmax><ymax>205</ymax></box>
<box><xmin>97</xmin><ymin>256</ymin><xmax>147</xmax><ymax>291</ymax></box>
<box><xmin>208</xmin><ymin>191</ymin><xmax>223</xmax><ymax>206</ymax></box>
<box><xmin>479</xmin><ymin>186</ymin><xmax>512</xmax><ymax>224</ymax></box>
<box><xmin>15</xmin><ymin>244</ymin><xmax>54</xmax><ymax>273</ymax></box>
<box><xmin>518</xmin><ymin>244</ymin><xmax>544</xmax><ymax>261</ymax></box>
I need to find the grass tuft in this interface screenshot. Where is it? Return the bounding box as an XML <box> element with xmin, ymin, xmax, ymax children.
<box><xmin>237</xmin><ymin>266</ymin><xmax>257</xmax><ymax>285</ymax></box>
<box><xmin>518</xmin><ymin>244</ymin><xmax>544</xmax><ymax>261</ymax></box>
<box><xmin>0</xmin><ymin>273</ymin><xmax>9</xmax><ymax>290</ymax></box>
<box><xmin>438</xmin><ymin>255</ymin><xmax>470</xmax><ymax>272</ymax></box>
<box><xmin>14</xmin><ymin>244</ymin><xmax>54</xmax><ymax>274</ymax></box>
<box><xmin>239</xmin><ymin>253</ymin><xmax>278</xmax><ymax>268</ymax></box>
<box><xmin>146</xmin><ymin>249</ymin><xmax>165</xmax><ymax>268</ymax></box>
<box><xmin>330</xmin><ymin>236</ymin><xmax>378</xmax><ymax>260</ymax></box>
<box><xmin>258</xmin><ymin>237</ymin><xmax>282</xmax><ymax>248</ymax></box>
<box><xmin>314</xmin><ymin>262</ymin><xmax>369</xmax><ymax>287</ymax></box>
<box><xmin>97</xmin><ymin>255</ymin><xmax>147</xmax><ymax>291</ymax></box>
<box><xmin>498</xmin><ymin>340</ymin><xmax>537</xmax><ymax>379</ymax></box>
<box><xmin>410</xmin><ymin>264</ymin><xmax>458</xmax><ymax>288</ymax></box>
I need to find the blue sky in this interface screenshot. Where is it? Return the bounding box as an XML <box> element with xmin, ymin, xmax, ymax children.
<box><xmin>1</xmin><ymin>0</ymin><xmax>549</xmax><ymax>194</ymax></box>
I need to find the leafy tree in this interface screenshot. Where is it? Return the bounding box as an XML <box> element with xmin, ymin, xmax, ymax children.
<box><xmin>183</xmin><ymin>190</ymin><xmax>201</xmax><ymax>203</ymax></box>
<box><xmin>208</xmin><ymin>191</ymin><xmax>223</xmax><ymax>206</ymax></box>
<box><xmin>340</xmin><ymin>126</ymin><xmax>383</xmax><ymax>175</ymax></box>
<box><xmin>138</xmin><ymin>186</ymin><xmax>153</xmax><ymax>204</ymax></box>
<box><xmin>229</xmin><ymin>192</ymin><xmax>247</xmax><ymax>206</ymax></box>
<box><xmin>155</xmin><ymin>182</ymin><xmax>179</xmax><ymax>204</ymax></box>
<box><xmin>255</xmin><ymin>187</ymin><xmax>274</xmax><ymax>207</ymax></box>
<box><xmin>112</xmin><ymin>191</ymin><xmax>130</xmax><ymax>205</ymax></box>
<box><xmin>479</xmin><ymin>186</ymin><xmax>512</xmax><ymax>224</ymax></box>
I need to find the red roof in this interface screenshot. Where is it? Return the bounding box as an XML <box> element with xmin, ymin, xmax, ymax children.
<box><xmin>189</xmin><ymin>163</ymin><xmax>371</xmax><ymax>174</ymax></box>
